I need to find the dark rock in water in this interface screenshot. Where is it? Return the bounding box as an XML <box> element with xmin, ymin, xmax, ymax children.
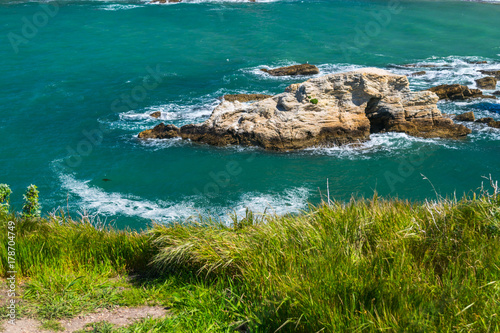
<box><xmin>467</xmin><ymin>60</ymin><xmax>487</xmax><ymax>64</ymax></box>
<box><xmin>410</xmin><ymin>71</ymin><xmax>426</xmax><ymax>76</ymax></box>
<box><xmin>493</xmin><ymin>91</ymin><xmax>500</xmax><ymax>96</ymax></box>
<box><xmin>475</xmin><ymin>77</ymin><xmax>497</xmax><ymax>90</ymax></box>
<box><xmin>470</xmin><ymin>102</ymin><xmax>500</xmax><ymax>114</ymax></box>
<box><xmin>139</xmin><ymin>68</ymin><xmax>471</xmax><ymax>150</ymax></box>
<box><xmin>488</xmin><ymin>121</ymin><xmax>500</xmax><ymax>129</ymax></box>
<box><xmin>151</xmin><ymin>0</ymin><xmax>255</xmax><ymax>2</ymax></box>
<box><xmin>138</xmin><ymin>123</ymin><xmax>180</xmax><ymax>139</ymax></box>
<box><xmin>475</xmin><ymin>117</ymin><xmax>500</xmax><ymax>129</ymax></box>
<box><xmin>479</xmin><ymin>70</ymin><xmax>500</xmax><ymax>79</ymax></box>
<box><xmin>476</xmin><ymin>117</ymin><xmax>494</xmax><ymax>124</ymax></box>
<box><xmin>455</xmin><ymin>111</ymin><xmax>475</xmax><ymax>122</ymax></box>
<box><xmin>427</xmin><ymin>84</ymin><xmax>483</xmax><ymax>100</ymax></box>
<box><xmin>150</xmin><ymin>111</ymin><xmax>161</xmax><ymax>118</ymax></box>
<box><xmin>223</xmin><ymin>94</ymin><xmax>272</xmax><ymax>103</ymax></box>
<box><xmin>151</xmin><ymin>0</ymin><xmax>181</xmax><ymax>3</ymax></box>
<box><xmin>402</xmin><ymin>64</ymin><xmax>438</xmax><ymax>68</ymax></box>
<box><xmin>102</xmin><ymin>179</ymin><xmax>111</xmax><ymax>182</ymax></box>
<box><xmin>261</xmin><ymin>64</ymin><xmax>320</xmax><ymax>76</ymax></box>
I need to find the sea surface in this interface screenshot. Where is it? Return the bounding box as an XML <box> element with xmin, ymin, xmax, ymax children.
<box><xmin>1</xmin><ymin>0</ymin><xmax>499</xmax><ymax>229</ymax></box>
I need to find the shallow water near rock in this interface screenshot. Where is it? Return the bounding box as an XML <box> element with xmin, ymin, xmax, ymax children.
<box><xmin>1</xmin><ymin>0</ymin><xmax>499</xmax><ymax>229</ymax></box>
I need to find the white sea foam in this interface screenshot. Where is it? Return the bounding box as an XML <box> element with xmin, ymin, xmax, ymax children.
<box><xmin>388</xmin><ymin>55</ymin><xmax>499</xmax><ymax>91</ymax></box>
<box><xmin>301</xmin><ymin>132</ymin><xmax>450</xmax><ymax>159</ymax></box>
<box><xmin>98</xmin><ymin>4</ymin><xmax>142</xmax><ymax>10</ymax></box>
<box><xmin>110</xmin><ymin>96</ymin><xmax>220</xmax><ymax>132</ymax></box>
<box><xmin>231</xmin><ymin>187</ymin><xmax>311</xmax><ymax>218</ymax></box>
<box><xmin>52</xmin><ymin>153</ymin><xmax>313</xmax><ymax>224</ymax></box>
<box><xmin>58</xmin><ymin>172</ymin><xmax>198</xmax><ymax>222</ymax></box>
<box><xmin>143</xmin><ymin>0</ymin><xmax>282</xmax><ymax>4</ymax></box>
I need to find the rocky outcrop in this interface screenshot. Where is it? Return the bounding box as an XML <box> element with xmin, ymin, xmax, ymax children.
<box><xmin>427</xmin><ymin>84</ymin><xmax>484</xmax><ymax>100</ymax></box>
<box><xmin>410</xmin><ymin>71</ymin><xmax>426</xmax><ymax>76</ymax></box>
<box><xmin>222</xmin><ymin>94</ymin><xmax>273</xmax><ymax>103</ymax></box>
<box><xmin>261</xmin><ymin>64</ymin><xmax>319</xmax><ymax>76</ymax></box>
<box><xmin>476</xmin><ymin>77</ymin><xmax>497</xmax><ymax>90</ymax></box>
<box><xmin>402</xmin><ymin>64</ymin><xmax>439</xmax><ymax>68</ymax></box>
<box><xmin>480</xmin><ymin>70</ymin><xmax>500</xmax><ymax>79</ymax></box>
<box><xmin>150</xmin><ymin>0</ymin><xmax>180</xmax><ymax>3</ymax></box>
<box><xmin>455</xmin><ymin>111</ymin><xmax>475</xmax><ymax>122</ymax></box>
<box><xmin>139</xmin><ymin>69</ymin><xmax>471</xmax><ymax>150</ymax></box>
<box><xmin>150</xmin><ymin>111</ymin><xmax>161</xmax><ymax>119</ymax></box>
<box><xmin>476</xmin><ymin>117</ymin><xmax>500</xmax><ymax>129</ymax></box>
<box><xmin>138</xmin><ymin>123</ymin><xmax>180</xmax><ymax>139</ymax></box>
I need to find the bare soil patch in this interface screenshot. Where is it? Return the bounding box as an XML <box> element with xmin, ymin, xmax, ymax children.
<box><xmin>1</xmin><ymin>306</ymin><xmax>167</xmax><ymax>333</ymax></box>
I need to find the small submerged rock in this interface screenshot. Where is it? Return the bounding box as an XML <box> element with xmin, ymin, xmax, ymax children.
<box><xmin>150</xmin><ymin>0</ymin><xmax>180</xmax><ymax>3</ymax></box>
<box><xmin>475</xmin><ymin>77</ymin><xmax>497</xmax><ymax>90</ymax></box>
<box><xmin>150</xmin><ymin>111</ymin><xmax>161</xmax><ymax>119</ymax></box>
<box><xmin>261</xmin><ymin>64</ymin><xmax>320</xmax><ymax>76</ymax></box>
<box><xmin>139</xmin><ymin>68</ymin><xmax>471</xmax><ymax>151</ymax></box>
<box><xmin>151</xmin><ymin>0</ymin><xmax>255</xmax><ymax>2</ymax></box>
<box><xmin>402</xmin><ymin>64</ymin><xmax>439</xmax><ymax>68</ymax></box>
<box><xmin>222</xmin><ymin>94</ymin><xmax>273</xmax><ymax>103</ymax></box>
<box><xmin>410</xmin><ymin>71</ymin><xmax>426</xmax><ymax>76</ymax></box>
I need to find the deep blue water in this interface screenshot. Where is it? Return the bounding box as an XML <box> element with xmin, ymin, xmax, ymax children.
<box><xmin>1</xmin><ymin>0</ymin><xmax>499</xmax><ymax>229</ymax></box>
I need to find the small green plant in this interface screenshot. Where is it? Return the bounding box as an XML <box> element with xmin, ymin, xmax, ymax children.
<box><xmin>39</xmin><ymin>319</ymin><xmax>65</xmax><ymax>332</ymax></box>
<box><xmin>22</xmin><ymin>184</ymin><xmax>40</xmax><ymax>218</ymax></box>
<box><xmin>310</xmin><ymin>98</ymin><xmax>318</xmax><ymax>104</ymax></box>
<box><xmin>0</xmin><ymin>184</ymin><xmax>12</xmax><ymax>214</ymax></box>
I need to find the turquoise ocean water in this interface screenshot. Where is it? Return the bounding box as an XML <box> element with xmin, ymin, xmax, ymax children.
<box><xmin>1</xmin><ymin>0</ymin><xmax>499</xmax><ymax>229</ymax></box>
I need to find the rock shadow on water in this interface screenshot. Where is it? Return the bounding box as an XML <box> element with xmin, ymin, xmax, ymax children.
<box><xmin>470</xmin><ymin>102</ymin><xmax>500</xmax><ymax>114</ymax></box>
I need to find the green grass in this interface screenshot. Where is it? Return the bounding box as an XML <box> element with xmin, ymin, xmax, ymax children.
<box><xmin>1</xmin><ymin>193</ymin><xmax>499</xmax><ymax>332</ymax></box>
<box><xmin>39</xmin><ymin>319</ymin><xmax>65</xmax><ymax>331</ymax></box>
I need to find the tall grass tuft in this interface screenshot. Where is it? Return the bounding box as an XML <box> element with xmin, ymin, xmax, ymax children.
<box><xmin>150</xmin><ymin>194</ymin><xmax>500</xmax><ymax>332</ymax></box>
<box><xmin>0</xmin><ymin>211</ymin><xmax>153</xmax><ymax>277</ymax></box>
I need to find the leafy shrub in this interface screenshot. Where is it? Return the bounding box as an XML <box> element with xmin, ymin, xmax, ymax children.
<box><xmin>22</xmin><ymin>184</ymin><xmax>40</xmax><ymax>218</ymax></box>
<box><xmin>310</xmin><ymin>98</ymin><xmax>318</xmax><ymax>104</ymax></box>
<box><xmin>0</xmin><ymin>184</ymin><xmax>12</xmax><ymax>214</ymax></box>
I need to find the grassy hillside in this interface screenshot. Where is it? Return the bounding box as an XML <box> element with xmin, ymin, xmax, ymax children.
<box><xmin>1</xmin><ymin>191</ymin><xmax>499</xmax><ymax>332</ymax></box>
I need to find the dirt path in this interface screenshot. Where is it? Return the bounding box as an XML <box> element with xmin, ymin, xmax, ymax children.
<box><xmin>1</xmin><ymin>306</ymin><xmax>167</xmax><ymax>333</ymax></box>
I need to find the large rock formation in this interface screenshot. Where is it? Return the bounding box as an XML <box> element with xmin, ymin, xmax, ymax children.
<box><xmin>139</xmin><ymin>68</ymin><xmax>471</xmax><ymax>151</ymax></box>
<box><xmin>261</xmin><ymin>64</ymin><xmax>320</xmax><ymax>76</ymax></box>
